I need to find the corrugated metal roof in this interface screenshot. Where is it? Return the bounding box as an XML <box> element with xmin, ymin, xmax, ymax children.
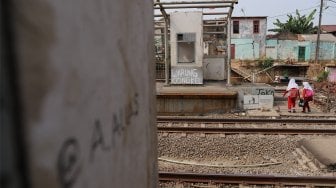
<box><xmin>321</xmin><ymin>25</ymin><xmax>336</xmax><ymax>32</ymax></box>
<box><xmin>266</xmin><ymin>33</ymin><xmax>298</xmax><ymax>40</ymax></box>
<box><xmin>232</xmin><ymin>16</ymin><xmax>267</xmax><ymax>19</ymax></box>
<box><xmin>299</xmin><ymin>34</ymin><xmax>336</xmax><ymax>42</ymax></box>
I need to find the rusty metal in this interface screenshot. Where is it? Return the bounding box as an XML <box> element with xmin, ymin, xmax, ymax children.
<box><xmin>157</xmin><ymin>126</ymin><xmax>336</xmax><ymax>135</ymax></box>
<box><xmin>154</xmin><ymin>5</ymin><xmax>232</xmax><ymax>9</ymax></box>
<box><xmin>157</xmin><ymin>116</ymin><xmax>336</xmax><ymax>124</ymax></box>
<box><xmin>203</xmin><ymin>24</ymin><xmax>226</xmax><ymax>27</ymax></box>
<box><xmin>204</xmin><ymin>19</ymin><xmax>227</xmax><ymax>23</ymax></box>
<box><xmin>157</xmin><ymin>93</ymin><xmax>237</xmax><ymax>99</ymax></box>
<box><xmin>154</xmin><ymin>1</ymin><xmax>238</xmax><ymax>5</ymax></box>
<box><xmin>203</xmin><ymin>32</ymin><xmax>227</xmax><ymax>34</ymax></box>
<box><xmin>203</xmin><ymin>12</ymin><xmax>228</xmax><ymax>16</ymax></box>
<box><xmin>157</xmin><ymin>96</ymin><xmax>237</xmax><ymax>115</ymax></box>
<box><xmin>155</xmin><ymin>12</ymin><xmax>229</xmax><ymax>18</ymax></box>
<box><xmin>159</xmin><ymin>172</ymin><xmax>336</xmax><ymax>185</ymax></box>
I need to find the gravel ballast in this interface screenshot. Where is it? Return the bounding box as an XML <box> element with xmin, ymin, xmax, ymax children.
<box><xmin>159</xmin><ymin>134</ymin><xmax>336</xmax><ymax>176</ymax></box>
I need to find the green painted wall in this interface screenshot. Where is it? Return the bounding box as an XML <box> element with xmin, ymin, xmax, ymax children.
<box><xmin>231</xmin><ymin>38</ymin><xmax>259</xmax><ymax>59</ymax></box>
<box><xmin>265</xmin><ymin>39</ymin><xmax>336</xmax><ymax>61</ymax></box>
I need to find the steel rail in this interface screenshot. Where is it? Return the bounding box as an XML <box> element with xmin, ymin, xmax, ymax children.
<box><xmin>154</xmin><ymin>5</ymin><xmax>232</xmax><ymax>9</ymax></box>
<box><xmin>154</xmin><ymin>1</ymin><xmax>238</xmax><ymax>5</ymax></box>
<box><xmin>159</xmin><ymin>172</ymin><xmax>336</xmax><ymax>185</ymax></box>
<box><xmin>157</xmin><ymin>116</ymin><xmax>336</xmax><ymax>124</ymax></box>
<box><xmin>157</xmin><ymin>126</ymin><xmax>336</xmax><ymax>134</ymax></box>
<box><xmin>155</xmin><ymin>12</ymin><xmax>229</xmax><ymax>17</ymax></box>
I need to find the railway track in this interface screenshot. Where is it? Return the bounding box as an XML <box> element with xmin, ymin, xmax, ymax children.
<box><xmin>159</xmin><ymin>172</ymin><xmax>336</xmax><ymax>186</ymax></box>
<box><xmin>157</xmin><ymin>116</ymin><xmax>336</xmax><ymax>135</ymax></box>
<box><xmin>157</xmin><ymin>116</ymin><xmax>336</xmax><ymax>124</ymax></box>
<box><xmin>158</xmin><ymin>126</ymin><xmax>336</xmax><ymax>134</ymax></box>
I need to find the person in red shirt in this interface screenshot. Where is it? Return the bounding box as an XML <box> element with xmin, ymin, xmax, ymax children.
<box><xmin>300</xmin><ymin>82</ymin><xmax>314</xmax><ymax>113</ymax></box>
<box><xmin>283</xmin><ymin>78</ymin><xmax>299</xmax><ymax>113</ymax></box>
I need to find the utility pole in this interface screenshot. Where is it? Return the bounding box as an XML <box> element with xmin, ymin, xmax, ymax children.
<box><xmin>315</xmin><ymin>0</ymin><xmax>323</xmax><ymax>64</ymax></box>
<box><xmin>226</xmin><ymin>17</ymin><xmax>231</xmax><ymax>86</ymax></box>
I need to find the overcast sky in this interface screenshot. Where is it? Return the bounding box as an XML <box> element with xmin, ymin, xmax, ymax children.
<box><xmin>232</xmin><ymin>0</ymin><xmax>336</xmax><ymax>31</ymax></box>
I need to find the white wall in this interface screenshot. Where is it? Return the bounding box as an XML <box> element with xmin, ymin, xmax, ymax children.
<box><xmin>231</xmin><ymin>18</ymin><xmax>267</xmax><ymax>57</ymax></box>
<box><xmin>12</xmin><ymin>0</ymin><xmax>157</xmax><ymax>187</ymax></box>
<box><xmin>170</xmin><ymin>12</ymin><xmax>203</xmax><ymax>84</ymax></box>
<box><xmin>170</xmin><ymin>12</ymin><xmax>203</xmax><ymax>67</ymax></box>
<box><xmin>203</xmin><ymin>57</ymin><xmax>226</xmax><ymax>80</ymax></box>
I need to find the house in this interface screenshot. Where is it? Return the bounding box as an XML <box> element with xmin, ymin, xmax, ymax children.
<box><xmin>231</xmin><ymin>16</ymin><xmax>267</xmax><ymax>60</ymax></box>
<box><xmin>321</xmin><ymin>25</ymin><xmax>336</xmax><ymax>36</ymax></box>
<box><xmin>266</xmin><ymin>33</ymin><xmax>336</xmax><ymax>61</ymax></box>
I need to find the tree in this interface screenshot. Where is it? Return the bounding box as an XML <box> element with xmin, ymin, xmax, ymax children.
<box><xmin>270</xmin><ymin>9</ymin><xmax>317</xmax><ymax>34</ymax></box>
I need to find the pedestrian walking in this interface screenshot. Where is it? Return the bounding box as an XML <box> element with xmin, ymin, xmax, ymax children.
<box><xmin>300</xmin><ymin>82</ymin><xmax>314</xmax><ymax>113</ymax></box>
<box><xmin>283</xmin><ymin>78</ymin><xmax>299</xmax><ymax>113</ymax></box>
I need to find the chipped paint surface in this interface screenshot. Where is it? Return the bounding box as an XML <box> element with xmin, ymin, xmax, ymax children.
<box><xmin>231</xmin><ymin>17</ymin><xmax>267</xmax><ymax>59</ymax></box>
<box><xmin>266</xmin><ymin>40</ymin><xmax>336</xmax><ymax>61</ymax></box>
<box><xmin>203</xmin><ymin>57</ymin><xmax>226</xmax><ymax>80</ymax></box>
<box><xmin>231</xmin><ymin>38</ymin><xmax>260</xmax><ymax>59</ymax></box>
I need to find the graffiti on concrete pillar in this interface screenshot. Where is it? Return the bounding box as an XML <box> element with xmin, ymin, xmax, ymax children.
<box><xmin>57</xmin><ymin>91</ymin><xmax>140</xmax><ymax>187</ymax></box>
<box><xmin>90</xmin><ymin>120</ymin><xmax>112</xmax><ymax>162</ymax></box>
<box><xmin>57</xmin><ymin>138</ymin><xmax>81</xmax><ymax>188</ymax></box>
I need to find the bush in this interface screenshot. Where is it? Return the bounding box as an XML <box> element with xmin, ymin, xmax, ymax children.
<box><xmin>258</xmin><ymin>58</ymin><xmax>274</xmax><ymax>69</ymax></box>
<box><xmin>317</xmin><ymin>70</ymin><xmax>329</xmax><ymax>82</ymax></box>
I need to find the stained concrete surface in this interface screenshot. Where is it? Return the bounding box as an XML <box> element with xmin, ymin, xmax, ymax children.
<box><xmin>300</xmin><ymin>138</ymin><xmax>336</xmax><ymax>167</ymax></box>
<box><xmin>11</xmin><ymin>0</ymin><xmax>157</xmax><ymax>187</ymax></box>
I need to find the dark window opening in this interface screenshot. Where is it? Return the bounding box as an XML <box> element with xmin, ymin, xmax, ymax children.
<box><xmin>253</xmin><ymin>20</ymin><xmax>259</xmax><ymax>34</ymax></box>
<box><xmin>233</xmin><ymin>21</ymin><xmax>239</xmax><ymax>34</ymax></box>
<box><xmin>177</xmin><ymin>34</ymin><xmax>183</xmax><ymax>41</ymax></box>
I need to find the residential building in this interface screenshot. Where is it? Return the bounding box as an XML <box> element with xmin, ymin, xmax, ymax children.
<box><xmin>266</xmin><ymin>33</ymin><xmax>336</xmax><ymax>61</ymax></box>
<box><xmin>321</xmin><ymin>25</ymin><xmax>336</xmax><ymax>36</ymax></box>
<box><xmin>231</xmin><ymin>16</ymin><xmax>267</xmax><ymax>60</ymax></box>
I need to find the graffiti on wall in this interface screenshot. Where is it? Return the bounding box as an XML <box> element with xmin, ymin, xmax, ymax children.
<box><xmin>243</xmin><ymin>95</ymin><xmax>274</xmax><ymax>110</ymax></box>
<box><xmin>244</xmin><ymin>87</ymin><xmax>274</xmax><ymax>110</ymax></box>
<box><xmin>171</xmin><ymin>67</ymin><xmax>203</xmax><ymax>84</ymax></box>
<box><xmin>252</xmin><ymin>88</ymin><xmax>274</xmax><ymax>95</ymax></box>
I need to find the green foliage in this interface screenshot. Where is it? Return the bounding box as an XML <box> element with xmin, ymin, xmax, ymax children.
<box><xmin>317</xmin><ymin>70</ymin><xmax>329</xmax><ymax>82</ymax></box>
<box><xmin>327</xmin><ymin>164</ymin><xmax>336</xmax><ymax>172</ymax></box>
<box><xmin>258</xmin><ymin>58</ymin><xmax>274</xmax><ymax>69</ymax></box>
<box><xmin>283</xmin><ymin>69</ymin><xmax>289</xmax><ymax>78</ymax></box>
<box><xmin>270</xmin><ymin>9</ymin><xmax>317</xmax><ymax>34</ymax></box>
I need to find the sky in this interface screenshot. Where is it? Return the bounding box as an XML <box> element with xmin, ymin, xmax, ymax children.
<box><xmin>232</xmin><ymin>0</ymin><xmax>336</xmax><ymax>31</ymax></box>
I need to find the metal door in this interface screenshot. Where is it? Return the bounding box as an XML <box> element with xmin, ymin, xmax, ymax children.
<box><xmin>298</xmin><ymin>46</ymin><xmax>305</xmax><ymax>62</ymax></box>
<box><xmin>231</xmin><ymin>44</ymin><xmax>235</xmax><ymax>59</ymax></box>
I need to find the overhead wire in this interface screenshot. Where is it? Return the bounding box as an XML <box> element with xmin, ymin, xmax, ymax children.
<box><xmin>268</xmin><ymin>5</ymin><xmax>320</xmax><ymax>18</ymax></box>
<box><xmin>325</xmin><ymin>0</ymin><xmax>336</xmax><ymax>4</ymax></box>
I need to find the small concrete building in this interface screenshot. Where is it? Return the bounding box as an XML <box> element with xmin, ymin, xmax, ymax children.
<box><xmin>266</xmin><ymin>33</ymin><xmax>336</xmax><ymax>61</ymax></box>
<box><xmin>170</xmin><ymin>12</ymin><xmax>204</xmax><ymax>84</ymax></box>
<box><xmin>231</xmin><ymin>16</ymin><xmax>267</xmax><ymax>60</ymax></box>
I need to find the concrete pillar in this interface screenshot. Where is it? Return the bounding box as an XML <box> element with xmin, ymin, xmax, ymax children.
<box><xmin>3</xmin><ymin>0</ymin><xmax>157</xmax><ymax>187</ymax></box>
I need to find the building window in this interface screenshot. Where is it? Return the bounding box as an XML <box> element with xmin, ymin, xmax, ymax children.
<box><xmin>253</xmin><ymin>20</ymin><xmax>259</xmax><ymax>33</ymax></box>
<box><xmin>233</xmin><ymin>21</ymin><xmax>239</xmax><ymax>34</ymax></box>
<box><xmin>177</xmin><ymin>33</ymin><xmax>196</xmax><ymax>63</ymax></box>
